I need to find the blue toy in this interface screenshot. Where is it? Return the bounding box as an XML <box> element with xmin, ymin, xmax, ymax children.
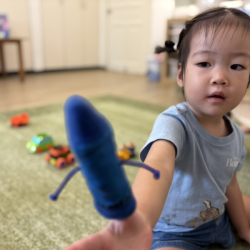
<box><xmin>50</xmin><ymin>95</ymin><xmax>160</xmax><ymax>220</ymax></box>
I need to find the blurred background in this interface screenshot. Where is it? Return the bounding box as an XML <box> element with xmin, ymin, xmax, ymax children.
<box><xmin>0</xmin><ymin>0</ymin><xmax>249</xmax><ymax>128</ymax></box>
<box><xmin>1</xmin><ymin>2</ymin><xmax>250</xmax><ymax>249</ymax></box>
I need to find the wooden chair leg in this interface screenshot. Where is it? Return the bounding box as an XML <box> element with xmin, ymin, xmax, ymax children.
<box><xmin>0</xmin><ymin>43</ymin><xmax>6</xmax><ymax>76</ymax></box>
<box><xmin>17</xmin><ymin>41</ymin><xmax>25</xmax><ymax>81</ymax></box>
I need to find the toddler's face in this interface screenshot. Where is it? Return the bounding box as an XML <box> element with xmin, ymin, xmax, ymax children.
<box><xmin>177</xmin><ymin>25</ymin><xmax>250</xmax><ymax>119</ymax></box>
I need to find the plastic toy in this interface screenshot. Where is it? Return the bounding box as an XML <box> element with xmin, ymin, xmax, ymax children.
<box><xmin>117</xmin><ymin>143</ymin><xmax>135</xmax><ymax>160</ymax></box>
<box><xmin>50</xmin><ymin>95</ymin><xmax>160</xmax><ymax>220</ymax></box>
<box><xmin>26</xmin><ymin>133</ymin><xmax>53</xmax><ymax>154</ymax></box>
<box><xmin>45</xmin><ymin>145</ymin><xmax>75</xmax><ymax>169</ymax></box>
<box><xmin>9</xmin><ymin>113</ymin><xmax>29</xmax><ymax>127</ymax></box>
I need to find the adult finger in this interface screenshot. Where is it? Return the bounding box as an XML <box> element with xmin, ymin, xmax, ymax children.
<box><xmin>64</xmin><ymin>95</ymin><xmax>136</xmax><ymax>219</ymax></box>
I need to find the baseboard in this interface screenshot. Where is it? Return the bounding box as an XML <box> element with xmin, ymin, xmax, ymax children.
<box><xmin>0</xmin><ymin>66</ymin><xmax>106</xmax><ymax>76</ymax></box>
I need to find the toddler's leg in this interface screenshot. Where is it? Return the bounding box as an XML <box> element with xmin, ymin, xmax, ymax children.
<box><xmin>242</xmin><ymin>194</ymin><xmax>250</xmax><ymax>223</ymax></box>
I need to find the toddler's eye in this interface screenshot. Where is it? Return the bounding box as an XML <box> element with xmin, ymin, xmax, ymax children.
<box><xmin>231</xmin><ymin>64</ymin><xmax>244</xmax><ymax>70</ymax></box>
<box><xmin>197</xmin><ymin>62</ymin><xmax>211</xmax><ymax>68</ymax></box>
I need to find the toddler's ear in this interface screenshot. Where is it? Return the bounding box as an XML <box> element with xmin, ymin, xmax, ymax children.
<box><xmin>177</xmin><ymin>63</ymin><xmax>184</xmax><ymax>87</ymax></box>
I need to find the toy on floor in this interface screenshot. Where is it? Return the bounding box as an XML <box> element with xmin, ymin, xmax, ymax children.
<box><xmin>9</xmin><ymin>113</ymin><xmax>29</xmax><ymax>127</ymax></box>
<box><xmin>50</xmin><ymin>95</ymin><xmax>160</xmax><ymax>220</ymax></box>
<box><xmin>45</xmin><ymin>145</ymin><xmax>75</xmax><ymax>169</ymax></box>
<box><xmin>26</xmin><ymin>133</ymin><xmax>53</xmax><ymax>154</ymax></box>
<box><xmin>117</xmin><ymin>143</ymin><xmax>135</xmax><ymax>160</ymax></box>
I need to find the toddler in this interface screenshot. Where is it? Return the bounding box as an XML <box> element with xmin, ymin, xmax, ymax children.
<box><xmin>64</xmin><ymin>6</ymin><xmax>250</xmax><ymax>250</ymax></box>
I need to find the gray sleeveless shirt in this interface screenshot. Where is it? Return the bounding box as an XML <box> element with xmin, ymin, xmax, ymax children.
<box><xmin>140</xmin><ymin>102</ymin><xmax>246</xmax><ymax>232</ymax></box>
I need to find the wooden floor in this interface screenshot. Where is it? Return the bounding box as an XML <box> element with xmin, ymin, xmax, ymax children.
<box><xmin>0</xmin><ymin>70</ymin><xmax>184</xmax><ymax>112</ymax></box>
<box><xmin>0</xmin><ymin>69</ymin><xmax>249</xmax><ymax>127</ymax></box>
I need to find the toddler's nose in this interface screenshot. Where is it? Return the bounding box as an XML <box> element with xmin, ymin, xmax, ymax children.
<box><xmin>210</xmin><ymin>68</ymin><xmax>228</xmax><ymax>86</ymax></box>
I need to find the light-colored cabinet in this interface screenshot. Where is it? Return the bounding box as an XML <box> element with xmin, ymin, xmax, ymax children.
<box><xmin>64</xmin><ymin>0</ymin><xmax>99</xmax><ymax>68</ymax></box>
<box><xmin>41</xmin><ymin>0</ymin><xmax>99</xmax><ymax>70</ymax></box>
<box><xmin>41</xmin><ymin>0</ymin><xmax>65</xmax><ymax>69</ymax></box>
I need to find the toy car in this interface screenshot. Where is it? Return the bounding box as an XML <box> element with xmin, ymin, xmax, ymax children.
<box><xmin>9</xmin><ymin>113</ymin><xmax>29</xmax><ymax>127</ymax></box>
<box><xmin>45</xmin><ymin>145</ymin><xmax>75</xmax><ymax>169</ymax></box>
<box><xmin>26</xmin><ymin>133</ymin><xmax>53</xmax><ymax>154</ymax></box>
<box><xmin>117</xmin><ymin>143</ymin><xmax>135</xmax><ymax>160</ymax></box>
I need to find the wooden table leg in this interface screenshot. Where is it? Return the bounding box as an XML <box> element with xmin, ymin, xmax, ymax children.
<box><xmin>0</xmin><ymin>43</ymin><xmax>7</xmax><ymax>76</ymax></box>
<box><xmin>17</xmin><ymin>41</ymin><xmax>25</xmax><ymax>81</ymax></box>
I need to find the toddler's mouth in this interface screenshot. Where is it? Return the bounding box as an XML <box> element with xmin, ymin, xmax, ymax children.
<box><xmin>208</xmin><ymin>91</ymin><xmax>225</xmax><ymax>100</ymax></box>
<box><xmin>208</xmin><ymin>91</ymin><xmax>226</xmax><ymax>103</ymax></box>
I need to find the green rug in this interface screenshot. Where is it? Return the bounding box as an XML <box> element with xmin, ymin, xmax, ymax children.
<box><xmin>0</xmin><ymin>96</ymin><xmax>249</xmax><ymax>250</ymax></box>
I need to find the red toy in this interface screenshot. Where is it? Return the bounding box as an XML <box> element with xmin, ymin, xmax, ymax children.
<box><xmin>9</xmin><ymin>113</ymin><xmax>29</xmax><ymax>127</ymax></box>
<box><xmin>45</xmin><ymin>145</ymin><xmax>75</xmax><ymax>169</ymax></box>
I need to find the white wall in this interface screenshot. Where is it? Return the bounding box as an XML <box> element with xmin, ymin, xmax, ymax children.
<box><xmin>0</xmin><ymin>0</ymin><xmax>32</xmax><ymax>71</ymax></box>
<box><xmin>150</xmin><ymin>0</ymin><xmax>175</xmax><ymax>54</ymax></box>
<box><xmin>1</xmin><ymin>0</ymin><xmax>175</xmax><ymax>72</ymax></box>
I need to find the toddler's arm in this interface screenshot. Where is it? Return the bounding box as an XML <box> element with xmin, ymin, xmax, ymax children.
<box><xmin>225</xmin><ymin>173</ymin><xmax>250</xmax><ymax>243</ymax></box>
<box><xmin>132</xmin><ymin>139</ymin><xmax>176</xmax><ymax>228</ymax></box>
<box><xmin>64</xmin><ymin>140</ymin><xmax>176</xmax><ymax>250</ymax></box>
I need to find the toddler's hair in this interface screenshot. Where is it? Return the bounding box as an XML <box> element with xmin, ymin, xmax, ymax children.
<box><xmin>156</xmin><ymin>7</ymin><xmax>250</xmax><ymax>86</ymax></box>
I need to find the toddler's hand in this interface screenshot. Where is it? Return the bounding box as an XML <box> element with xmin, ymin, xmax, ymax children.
<box><xmin>63</xmin><ymin>210</ymin><xmax>153</xmax><ymax>250</ymax></box>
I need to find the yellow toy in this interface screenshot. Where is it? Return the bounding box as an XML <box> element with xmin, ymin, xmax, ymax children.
<box><xmin>117</xmin><ymin>143</ymin><xmax>135</xmax><ymax>160</ymax></box>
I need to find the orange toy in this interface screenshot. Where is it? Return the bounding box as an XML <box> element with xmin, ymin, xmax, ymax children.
<box><xmin>9</xmin><ymin>113</ymin><xmax>29</xmax><ymax>127</ymax></box>
<box><xmin>45</xmin><ymin>145</ymin><xmax>75</xmax><ymax>169</ymax></box>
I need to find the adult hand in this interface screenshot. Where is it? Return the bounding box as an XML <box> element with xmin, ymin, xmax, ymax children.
<box><xmin>63</xmin><ymin>210</ymin><xmax>153</xmax><ymax>250</ymax></box>
<box><xmin>64</xmin><ymin>95</ymin><xmax>136</xmax><ymax>219</ymax></box>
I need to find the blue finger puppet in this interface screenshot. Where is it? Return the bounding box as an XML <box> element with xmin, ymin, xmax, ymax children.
<box><xmin>50</xmin><ymin>95</ymin><xmax>160</xmax><ymax>219</ymax></box>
